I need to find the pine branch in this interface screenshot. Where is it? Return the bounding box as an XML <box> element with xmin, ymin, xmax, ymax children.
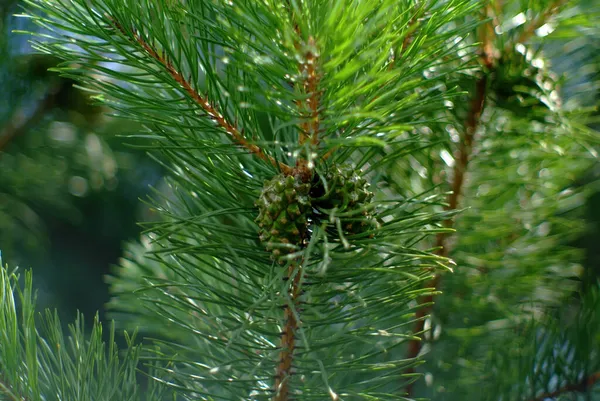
<box><xmin>284</xmin><ymin>0</ymin><xmax>322</xmax><ymax>178</ymax></box>
<box><xmin>0</xmin><ymin>264</ymin><xmax>172</xmax><ymax>401</ymax></box>
<box><xmin>399</xmin><ymin>3</ymin><xmax>425</xmax><ymax>56</ymax></box>
<box><xmin>273</xmin><ymin>6</ymin><xmax>321</xmax><ymax>398</ymax></box>
<box><xmin>108</xmin><ymin>15</ymin><xmax>293</xmax><ymax>176</ymax></box>
<box><xmin>511</xmin><ymin>0</ymin><xmax>568</xmax><ymax>49</ymax></box>
<box><xmin>23</xmin><ymin>1</ymin><xmax>512</xmax><ymax>398</ymax></box>
<box><xmin>527</xmin><ymin>372</ymin><xmax>600</xmax><ymax>401</ymax></box>
<box><xmin>297</xmin><ymin>36</ymin><xmax>321</xmax><ymax>149</ymax></box>
<box><xmin>404</xmin><ymin>11</ymin><xmax>495</xmax><ymax>395</ymax></box>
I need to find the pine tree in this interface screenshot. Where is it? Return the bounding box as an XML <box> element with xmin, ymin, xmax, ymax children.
<box><xmin>1</xmin><ymin>1</ymin><xmax>599</xmax><ymax>400</ymax></box>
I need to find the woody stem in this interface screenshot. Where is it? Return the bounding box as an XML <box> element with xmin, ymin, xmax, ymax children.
<box><xmin>274</xmin><ymin>263</ymin><xmax>303</xmax><ymax>401</ymax></box>
<box><xmin>109</xmin><ymin>16</ymin><xmax>293</xmax><ymax>175</ymax></box>
<box><xmin>404</xmin><ymin>8</ymin><xmax>494</xmax><ymax>394</ymax></box>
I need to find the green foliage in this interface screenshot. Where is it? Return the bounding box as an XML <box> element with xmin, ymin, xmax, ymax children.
<box><xmin>380</xmin><ymin>0</ymin><xmax>600</xmax><ymax>399</ymax></box>
<box><xmin>484</xmin><ymin>286</ymin><xmax>600</xmax><ymax>401</ymax></box>
<box><xmin>491</xmin><ymin>45</ymin><xmax>561</xmax><ymax>119</ymax></box>
<box><xmin>17</xmin><ymin>0</ymin><xmax>483</xmax><ymax>398</ymax></box>
<box><xmin>2</xmin><ymin>0</ymin><xmax>598</xmax><ymax>400</ymax></box>
<box><xmin>0</xmin><ymin>260</ymin><xmax>170</xmax><ymax>401</ymax></box>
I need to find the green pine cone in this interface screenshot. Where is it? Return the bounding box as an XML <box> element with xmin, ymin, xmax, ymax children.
<box><xmin>491</xmin><ymin>47</ymin><xmax>560</xmax><ymax>119</ymax></box>
<box><xmin>311</xmin><ymin>165</ymin><xmax>375</xmax><ymax>235</ymax></box>
<box><xmin>255</xmin><ymin>174</ymin><xmax>311</xmax><ymax>260</ymax></box>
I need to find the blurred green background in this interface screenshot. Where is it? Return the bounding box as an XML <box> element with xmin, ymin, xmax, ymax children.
<box><xmin>0</xmin><ymin>0</ymin><xmax>163</xmax><ymax>326</ymax></box>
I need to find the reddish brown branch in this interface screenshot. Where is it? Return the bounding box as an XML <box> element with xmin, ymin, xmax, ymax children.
<box><xmin>274</xmin><ymin>263</ymin><xmax>303</xmax><ymax>401</ymax></box>
<box><xmin>108</xmin><ymin>16</ymin><xmax>293</xmax><ymax>175</ymax></box>
<box><xmin>272</xmin><ymin>9</ymin><xmax>320</xmax><ymax>400</ymax></box>
<box><xmin>285</xmin><ymin>1</ymin><xmax>321</xmax><ymax>175</ymax></box>
<box><xmin>528</xmin><ymin>372</ymin><xmax>600</xmax><ymax>401</ymax></box>
<box><xmin>294</xmin><ymin>36</ymin><xmax>321</xmax><ymax>178</ymax></box>
<box><xmin>512</xmin><ymin>0</ymin><xmax>567</xmax><ymax>50</ymax></box>
<box><xmin>404</xmin><ymin>19</ymin><xmax>492</xmax><ymax>395</ymax></box>
<box><xmin>289</xmin><ymin>40</ymin><xmax>320</xmax><ymax>176</ymax></box>
<box><xmin>299</xmin><ymin>36</ymin><xmax>321</xmax><ymax>148</ymax></box>
<box><xmin>405</xmin><ymin>0</ymin><xmax>570</xmax><ymax>393</ymax></box>
<box><xmin>405</xmin><ymin>72</ymin><xmax>488</xmax><ymax>396</ymax></box>
<box><xmin>399</xmin><ymin>3</ymin><xmax>426</xmax><ymax>56</ymax></box>
<box><xmin>480</xmin><ymin>4</ymin><xmax>498</xmax><ymax>66</ymax></box>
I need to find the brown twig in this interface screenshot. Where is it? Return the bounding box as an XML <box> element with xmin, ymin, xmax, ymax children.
<box><xmin>399</xmin><ymin>3</ymin><xmax>426</xmax><ymax>56</ymax></box>
<box><xmin>297</xmin><ymin>36</ymin><xmax>321</xmax><ymax>149</ymax></box>
<box><xmin>480</xmin><ymin>4</ymin><xmax>498</xmax><ymax>64</ymax></box>
<box><xmin>108</xmin><ymin>16</ymin><xmax>293</xmax><ymax>175</ymax></box>
<box><xmin>272</xmin><ymin>6</ymin><xmax>321</xmax><ymax>400</ymax></box>
<box><xmin>294</xmin><ymin>35</ymin><xmax>321</xmax><ymax>180</ymax></box>
<box><xmin>404</xmin><ymin>0</ymin><xmax>570</xmax><ymax>393</ymax></box>
<box><xmin>404</xmin><ymin>7</ymin><xmax>494</xmax><ymax>396</ymax></box>
<box><xmin>405</xmin><ymin>72</ymin><xmax>489</xmax><ymax>396</ymax></box>
<box><xmin>511</xmin><ymin>0</ymin><xmax>567</xmax><ymax>50</ymax></box>
<box><xmin>285</xmin><ymin>1</ymin><xmax>322</xmax><ymax>177</ymax></box>
<box><xmin>527</xmin><ymin>372</ymin><xmax>600</xmax><ymax>401</ymax></box>
<box><xmin>290</xmin><ymin>34</ymin><xmax>321</xmax><ymax>178</ymax></box>
<box><xmin>274</xmin><ymin>263</ymin><xmax>303</xmax><ymax>401</ymax></box>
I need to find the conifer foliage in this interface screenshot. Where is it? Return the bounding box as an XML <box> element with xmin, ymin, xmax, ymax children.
<box><xmin>1</xmin><ymin>0</ymin><xmax>599</xmax><ymax>400</ymax></box>
<box><xmin>12</xmin><ymin>0</ymin><xmax>475</xmax><ymax>399</ymax></box>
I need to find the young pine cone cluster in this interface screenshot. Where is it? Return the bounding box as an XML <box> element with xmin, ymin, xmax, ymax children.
<box><xmin>255</xmin><ymin>174</ymin><xmax>312</xmax><ymax>259</ymax></box>
<box><xmin>491</xmin><ymin>46</ymin><xmax>560</xmax><ymax>119</ymax></box>
<box><xmin>255</xmin><ymin>165</ymin><xmax>375</xmax><ymax>261</ymax></box>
